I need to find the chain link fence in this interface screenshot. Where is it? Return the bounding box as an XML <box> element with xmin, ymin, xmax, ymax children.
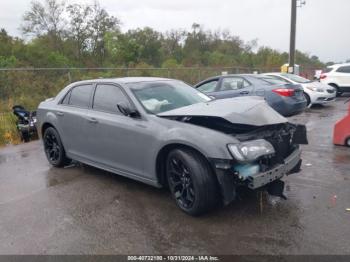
<box><xmin>0</xmin><ymin>65</ymin><xmax>319</xmax><ymax>113</ymax></box>
<box><xmin>0</xmin><ymin>66</ymin><xmax>266</xmax><ymax>111</ymax></box>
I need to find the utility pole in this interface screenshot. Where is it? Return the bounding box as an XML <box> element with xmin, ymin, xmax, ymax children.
<box><xmin>289</xmin><ymin>0</ymin><xmax>297</xmax><ymax>74</ymax></box>
<box><xmin>289</xmin><ymin>0</ymin><xmax>305</xmax><ymax>74</ymax></box>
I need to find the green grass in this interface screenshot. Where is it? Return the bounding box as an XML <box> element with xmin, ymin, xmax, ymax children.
<box><xmin>0</xmin><ymin>113</ymin><xmax>21</xmax><ymax>147</ymax></box>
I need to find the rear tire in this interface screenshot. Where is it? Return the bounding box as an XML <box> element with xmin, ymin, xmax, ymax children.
<box><xmin>43</xmin><ymin>127</ymin><xmax>70</xmax><ymax>167</ymax></box>
<box><xmin>329</xmin><ymin>84</ymin><xmax>342</xmax><ymax>97</ymax></box>
<box><xmin>166</xmin><ymin>148</ymin><xmax>219</xmax><ymax>216</ymax></box>
<box><xmin>21</xmin><ymin>131</ymin><xmax>30</xmax><ymax>142</ymax></box>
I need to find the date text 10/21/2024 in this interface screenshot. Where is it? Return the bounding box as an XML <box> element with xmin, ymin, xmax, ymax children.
<box><xmin>127</xmin><ymin>255</ymin><xmax>220</xmax><ymax>261</ymax></box>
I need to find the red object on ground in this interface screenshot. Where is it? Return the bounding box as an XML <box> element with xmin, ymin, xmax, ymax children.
<box><xmin>333</xmin><ymin>101</ymin><xmax>350</xmax><ymax>146</ymax></box>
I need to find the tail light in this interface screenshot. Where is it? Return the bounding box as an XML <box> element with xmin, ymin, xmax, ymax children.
<box><xmin>320</xmin><ymin>74</ymin><xmax>327</xmax><ymax>79</ymax></box>
<box><xmin>272</xmin><ymin>88</ymin><xmax>295</xmax><ymax>97</ymax></box>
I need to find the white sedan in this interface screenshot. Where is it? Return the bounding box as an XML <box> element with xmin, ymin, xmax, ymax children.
<box><xmin>262</xmin><ymin>73</ymin><xmax>336</xmax><ymax>107</ymax></box>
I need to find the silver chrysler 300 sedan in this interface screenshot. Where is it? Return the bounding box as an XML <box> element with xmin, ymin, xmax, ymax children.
<box><xmin>37</xmin><ymin>77</ymin><xmax>308</xmax><ymax>215</ymax></box>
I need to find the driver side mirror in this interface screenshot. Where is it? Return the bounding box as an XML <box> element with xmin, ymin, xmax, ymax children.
<box><xmin>117</xmin><ymin>102</ymin><xmax>139</xmax><ymax>118</ymax></box>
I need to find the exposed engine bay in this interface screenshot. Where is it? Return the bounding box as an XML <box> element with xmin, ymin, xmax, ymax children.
<box><xmin>165</xmin><ymin>114</ymin><xmax>307</xmax><ymax>170</ymax></box>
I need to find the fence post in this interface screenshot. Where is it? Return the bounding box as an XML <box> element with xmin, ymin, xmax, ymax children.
<box><xmin>67</xmin><ymin>70</ymin><xmax>72</xmax><ymax>83</ymax></box>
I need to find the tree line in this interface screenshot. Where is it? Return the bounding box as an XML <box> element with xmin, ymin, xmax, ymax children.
<box><xmin>0</xmin><ymin>0</ymin><xmax>329</xmax><ymax>113</ymax></box>
<box><xmin>0</xmin><ymin>0</ymin><xmax>326</xmax><ymax>70</ymax></box>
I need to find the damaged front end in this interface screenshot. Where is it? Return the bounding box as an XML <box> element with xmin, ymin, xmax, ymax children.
<box><xmin>158</xmin><ymin>97</ymin><xmax>308</xmax><ymax>205</ymax></box>
<box><xmin>210</xmin><ymin>122</ymin><xmax>307</xmax><ymax>205</ymax></box>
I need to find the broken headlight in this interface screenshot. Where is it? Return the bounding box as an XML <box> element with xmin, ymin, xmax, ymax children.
<box><xmin>227</xmin><ymin>139</ymin><xmax>275</xmax><ymax>162</ymax></box>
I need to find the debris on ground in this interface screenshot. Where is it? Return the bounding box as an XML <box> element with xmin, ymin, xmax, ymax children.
<box><xmin>331</xmin><ymin>195</ymin><xmax>337</xmax><ymax>207</ymax></box>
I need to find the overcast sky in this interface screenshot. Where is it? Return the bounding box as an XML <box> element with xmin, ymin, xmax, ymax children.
<box><xmin>1</xmin><ymin>0</ymin><xmax>349</xmax><ymax>63</ymax></box>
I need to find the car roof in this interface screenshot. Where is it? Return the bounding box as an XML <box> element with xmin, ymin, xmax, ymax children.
<box><xmin>328</xmin><ymin>63</ymin><xmax>350</xmax><ymax>68</ymax></box>
<box><xmin>70</xmin><ymin>77</ymin><xmax>173</xmax><ymax>86</ymax></box>
<box><xmin>262</xmin><ymin>72</ymin><xmax>283</xmax><ymax>75</ymax></box>
<box><xmin>221</xmin><ymin>74</ymin><xmax>257</xmax><ymax>78</ymax></box>
<box><xmin>197</xmin><ymin>74</ymin><xmax>259</xmax><ymax>82</ymax></box>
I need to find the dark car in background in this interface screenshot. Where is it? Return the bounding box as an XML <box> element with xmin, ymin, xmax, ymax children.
<box><xmin>194</xmin><ymin>74</ymin><xmax>307</xmax><ymax>116</ymax></box>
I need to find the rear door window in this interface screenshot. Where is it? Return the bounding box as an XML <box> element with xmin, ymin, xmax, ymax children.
<box><xmin>67</xmin><ymin>84</ymin><xmax>93</xmax><ymax>108</ymax></box>
<box><xmin>93</xmin><ymin>84</ymin><xmax>130</xmax><ymax>114</ymax></box>
<box><xmin>197</xmin><ymin>79</ymin><xmax>218</xmax><ymax>93</ymax></box>
<box><xmin>220</xmin><ymin>77</ymin><xmax>250</xmax><ymax>91</ymax></box>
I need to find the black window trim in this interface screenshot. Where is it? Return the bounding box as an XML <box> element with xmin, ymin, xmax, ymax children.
<box><xmin>91</xmin><ymin>82</ymin><xmax>140</xmax><ymax>117</ymax></box>
<box><xmin>58</xmin><ymin>83</ymin><xmax>95</xmax><ymax>109</ymax></box>
<box><xmin>61</xmin><ymin>89</ymin><xmax>72</xmax><ymax>105</ymax></box>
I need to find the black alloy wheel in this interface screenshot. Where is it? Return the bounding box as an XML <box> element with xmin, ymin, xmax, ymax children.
<box><xmin>167</xmin><ymin>156</ymin><xmax>196</xmax><ymax>209</ymax></box>
<box><xmin>43</xmin><ymin>127</ymin><xmax>70</xmax><ymax>167</ymax></box>
<box><xmin>166</xmin><ymin>148</ymin><xmax>219</xmax><ymax>216</ymax></box>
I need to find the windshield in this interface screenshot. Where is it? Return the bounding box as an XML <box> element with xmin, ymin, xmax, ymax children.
<box><xmin>281</xmin><ymin>73</ymin><xmax>312</xmax><ymax>83</ymax></box>
<box><xmin>129</xmin><ymin>80</ymin><xmax>211</xmax><ymax>114</ymax></box>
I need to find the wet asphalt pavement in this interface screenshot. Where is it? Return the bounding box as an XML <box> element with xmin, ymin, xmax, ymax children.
<box><xmin>0</xmin><ymin>97</ymin><xmax>350</xmax><ymax>255</ymax></box>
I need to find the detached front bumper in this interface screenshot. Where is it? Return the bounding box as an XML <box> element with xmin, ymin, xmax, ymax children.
<box><xmin>212</xmin><ymin>147</ymin><xmax>302</xmax><ymax>205</ymax></box>
<box><xmin>246</xmin><ymin>147</ymin><xmax>301</xmax><ymax>189</ymax></box>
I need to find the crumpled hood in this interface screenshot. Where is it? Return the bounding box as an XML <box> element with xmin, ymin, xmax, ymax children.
<box><xmin>157</xmin><ymin>96</ymin><xmax>288</xmax><ymax>126</ymax></box>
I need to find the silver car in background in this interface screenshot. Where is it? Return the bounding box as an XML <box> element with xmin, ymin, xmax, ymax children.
<box><xmin>37</xmin><ymin>77</ymin><xmax>308</xmax><ymax>215</ymax></box>
<box><xmin>262</xmin><ymin>73</ymin><xmax>336</xmax><ymax>107</ymax></box>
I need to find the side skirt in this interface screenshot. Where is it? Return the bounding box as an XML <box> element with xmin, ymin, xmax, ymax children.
<box><xmin>66</xmin><ymin>152</ymin><xmax>162</xmax><ymax>188</ymax></box>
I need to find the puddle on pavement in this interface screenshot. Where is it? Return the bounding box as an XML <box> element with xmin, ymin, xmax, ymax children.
<box><xmin>45</xmin><ymin>162</ymin><xmax>82</xmax><ymax>188</ymax></box>
<box><xmin>333</xmin><ymin>150</ymin><xmax>350</xmax><ymax>164</ymax></box>
<box><xmin>47</xmin><ymin>178</ymin><xmax>60</xmax><ymax>187</ymax></box>
<box><xmin>20</xmin><ymin>152</ymin><xmax>29</xmax><ymax>158</ymax></box>
<box><xmin>0</xmin><ymin>150</ymin><xmax>33</xmax><ymax>164</ymax></box>
<box><xmin>0</xmin><ymin>155</ymin><xmax>6</xmax><ymax>164</ymax></box>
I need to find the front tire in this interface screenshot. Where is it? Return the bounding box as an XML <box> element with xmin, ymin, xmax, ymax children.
<box><xmin>43</xmin><ymin>127</ymin><xmax>70</xmax><ymax>167</ymax></box>
<box><xmin>166</xmin><ymin>148</ymin><xmax>219</xmax><ymax>216</ymax></box>
<box><xmin>303</xmin><ymin>92</ymin><xmax>311</xmax><ymax>108</ymax></box>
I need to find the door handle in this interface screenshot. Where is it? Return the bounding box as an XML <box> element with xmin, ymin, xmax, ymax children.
<box><xmin>87</xmin><ymin>117</ymin><xmax>98</xmax><ymax>124</ymax></box>
<box><xmin>56</xmin><ymin>111</ymin><xmax>64</xmax><ymax>116</ymax></box>
<box><xmin>239</xmin><ymin>91</ymin><xmax>249</xmax><ymax>95</ymax></box>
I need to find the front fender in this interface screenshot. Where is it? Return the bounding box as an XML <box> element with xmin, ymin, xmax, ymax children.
<box><xmin>156</xmin><ymin>125</ymin><xmax>237</xmax><ymax>160</ymax></box>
